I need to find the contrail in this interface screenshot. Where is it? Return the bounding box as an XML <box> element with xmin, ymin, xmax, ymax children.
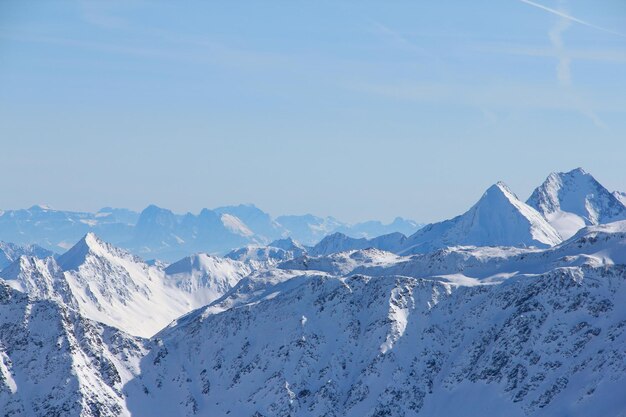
<box><xmin>518</xmin><ymin>0</ymin><xmax>626</xmax><ymax>38</ymax></box>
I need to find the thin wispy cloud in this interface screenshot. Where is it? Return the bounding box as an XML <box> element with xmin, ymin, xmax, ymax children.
<box><xmin>518</xmin><ymin>0</ymin><xmax>610</xmax><ymax>129</ymax></box>
<box><xmin>548</xmin><ymin>0</ymin><xmax>572</xmax><ymax>86</ymax></box>
<box><xmin>518</xmin><ymin>0</ymin><xmax>626</xmax><ymax>38</ymax></box>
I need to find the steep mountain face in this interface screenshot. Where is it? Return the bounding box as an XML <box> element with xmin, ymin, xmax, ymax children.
<box><xmin>402</xmin><ymin>182</ymin><xmax>562</xmax><ymax>255</ymax></box>
<box><xmin>527</xmin><ymin>168</ymin><xmax>626</xmax><ymax>239</ymax></box>
<box><xmin>0</xmin><ymin>241</ymin><xmax>54</xmax><ymax>269</ymax></box>
<box><xmin>0</xmin><ymin>234</ymin><xmax>251</xmax><ymax>338</ymax></box>
<box><xmin>613</xmin><ymin>191</ymin><xmax>626</xmax><ymax>206</ymax></box>
<box><xmin>1</xmin><ymin>255</ymin><xmax>77</xmax><ymax>307</ymax></box>
<box><xmin>125</xmin><ymin>263</ymin><xmax>626</xmax><ymax>417</ymax></box>
<box><xmin>0</xmin><ymin>282</ymin><xmax>146</xmax><ymax>417</ymax></box>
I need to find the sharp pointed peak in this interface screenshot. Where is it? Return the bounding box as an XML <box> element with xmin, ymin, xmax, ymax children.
<box><xmin>481</xmin><ymin>181</ymin><xmax>518</xmax><ymax>202</ymax></box>
<box><xmin>58</xmin><ymin>233</ymin><xmax>130</xmax><ymax>271</ymax></box>
<box><xmin>69</xmin><ymin>232</ymin><xmax>108</xmax><ymax>254</ymax></box>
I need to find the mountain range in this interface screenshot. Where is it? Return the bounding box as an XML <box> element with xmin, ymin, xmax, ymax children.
<box><xmin>0</xmin><ymin>167</ymin><xmax>625</xmax><ymax>416</ymax></box>
<box><xmin>0</xmin><ymin>204</ymin><xmax>422</xmax><ymax>261</ymax></box>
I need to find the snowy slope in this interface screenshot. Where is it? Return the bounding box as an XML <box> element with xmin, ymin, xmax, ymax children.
<box><xmin>527</xmin><ymin>168</ymin><xmax>626</xmax><ymax>239</ymax></box>
<box><xmin>125</xmin><ymin>264</ymin><xmax>626</xmax><ymax>417</ymax></box>
<box><xmin>0</xmin><ymin>281</ymin><xmax>146</xmax><ymax>417</ymax></box>
<box><xmin>401</xmin><ymin>182</ymin><xmax>562</xmax><ymax>254</ymax></box>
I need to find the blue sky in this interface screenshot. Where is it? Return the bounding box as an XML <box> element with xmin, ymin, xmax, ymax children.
<box><xmin>1</xmin><ymin>0</ymin><xmax>625</xmax><ymax>223</ymax></box>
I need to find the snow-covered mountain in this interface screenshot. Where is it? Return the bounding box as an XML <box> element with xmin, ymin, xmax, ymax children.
<box><xmin>0</xmin><ymin>241</ymin><xmax>53</xmax><ymax>269</ymax></box>
<box><xmin>401</xmin><ymin>182</ymin><xmax>561</xmax><ymax>254</ymax></box>
<box><xmin>527</xmin><ymin>168</ymin><xmax>626</xmax><ymax>239</ymax></box>
<box><xmin>0</xmin><ymin>233</ymin><xmax>251</xmax><ymax>337</ymax></box>
<box><xmin>298</xmin><ymin>182</ymin><xmax>562</xmax><ymax>258</ymax></box>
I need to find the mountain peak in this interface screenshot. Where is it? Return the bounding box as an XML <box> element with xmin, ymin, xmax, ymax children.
<box><xmin>477</xmin><ymin>181</ymin><xmax>521</xmax><ymax>209</ymax></box>
<box><xmin>402</xmin><ymin>182</ymin><xmax>561</xmax><ymax>254</ymax></box>
<box><xmin>488</xmin><ymin>180</ymin><xmax>514</xmax><ymax>195</ymax></box>
<box><xmin>527</xmin><ymin>168</ymin><xmax>626</xmax><ymax>239</ymax></box>
<box><xmin>57</xmin><ymin>232</ymin><xmax>135</xmax><ymax>271</ymax></box>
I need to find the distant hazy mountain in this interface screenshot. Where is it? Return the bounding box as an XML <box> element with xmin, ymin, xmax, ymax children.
<box><xmin>0</xmin><ymin>205</ymin><xmax>136</xmax><ymax>252</ymax></box>
<box><xmin>275</xmin><ymin>214</ymin><xmax>422</xmax><ymax>244</ymax></box>
<box><xmin>527</xmin><ymin>168</ymin><xmax>626</xmax><ymax>239</ymax></box>
<box><xmin>0</xmin><ymin>204</ymin><xmax>423</xmax><ymax>261</ymax></box>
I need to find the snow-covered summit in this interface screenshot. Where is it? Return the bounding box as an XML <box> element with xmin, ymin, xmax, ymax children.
<box><xmin>402</xmin><ymin>182</ymin><xmax>562</xmax><ymax>254</ymax></box>
<box><xmin>57</xmin><ymin>232</ymin><xmax>141</xmax><ymax>271</ymax></box>
<box><xmin>527</xmin><ymin>168</ymin><xmax>626</xmax><ymax>239</ymax></box>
